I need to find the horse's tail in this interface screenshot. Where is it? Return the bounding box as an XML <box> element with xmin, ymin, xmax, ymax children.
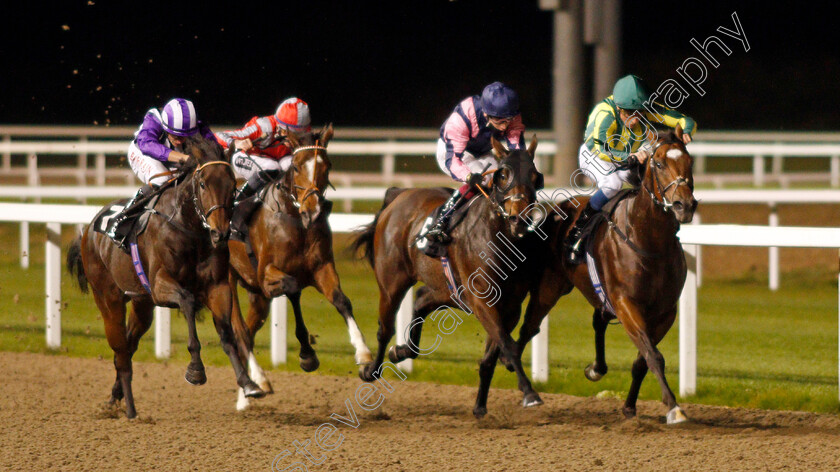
<box><xmin>66</xmin><ymin>235</ymin><xmax>89</xmax><ymax>294</ymax></box>
<box><xmin>349</xmin><ymin>187</ymin><xmax>405</xmax><ymax>268</ymax></box>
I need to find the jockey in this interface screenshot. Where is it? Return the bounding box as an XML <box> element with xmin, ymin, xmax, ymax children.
<box><xmin>564</xmin><ymin>74</ymin><xmax>697</xmax><ymax>264</ymax></box>
<box><xmin>424</xmin><ymin>82</ymin><xmax>525</xmax><ymax>243</ymax></box>
<box><xmin>216</xmin><ymin>97</ymin><xmax>311</xmax><ymax>242</ymax></box>
<box><xmin>106</xmin><ymin>98</ymin><xmax>215</xmax><ymax>246</ymax></box>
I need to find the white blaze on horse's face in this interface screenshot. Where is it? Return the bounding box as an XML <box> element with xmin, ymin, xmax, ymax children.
<box><xmin>304</xmin><ymin>155</ymin><xmax>323</xmax><ymax>181</ymax></box>
<box><xmin>666</xmin><ymin>149</ymin><xmax>683</xmax><ymax>160</ymax></box>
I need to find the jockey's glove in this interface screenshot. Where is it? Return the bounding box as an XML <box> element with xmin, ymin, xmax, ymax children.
<box><xmin>466</xmin><ymin>172</ymin><xmax>483</xmax><ymax>188</ymax></box>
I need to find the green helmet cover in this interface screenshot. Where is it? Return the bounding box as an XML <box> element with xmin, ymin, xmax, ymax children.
<box><xmin>612</xmin><ymin>75</ymin><xmax>650</xmax><ymax>110</ymax></box>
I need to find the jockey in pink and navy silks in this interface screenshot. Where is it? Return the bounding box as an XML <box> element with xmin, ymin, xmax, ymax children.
<box><xmin>425</xmin><ymin>82</ymin><xmax>525</xmax><ymax>244</ymax></box>
<box><xmin>107</xmin><ymin>98</ymin><xmax>214</xmax><ymax>247</ymax></box>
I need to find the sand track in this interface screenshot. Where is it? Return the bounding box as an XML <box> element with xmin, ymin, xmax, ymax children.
<box><xmin>1</xmin><ymin>351</ymin><xmax>839</xmax><ymax>471</ymax></box>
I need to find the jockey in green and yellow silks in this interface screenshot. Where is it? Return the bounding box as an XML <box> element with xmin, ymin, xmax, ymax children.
<box><xmin>564</xmin><ymin>75</ymin><xmax>697</xmax><ymax>265</ymax></box>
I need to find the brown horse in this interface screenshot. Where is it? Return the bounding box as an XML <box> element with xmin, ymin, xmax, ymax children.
<box><xmin>228</xmin><ymin>124</ymin><xmax>373</xmax><ymax>410</ymax></box>
<box><xmin>66</xmin><ymin>136</ymin><xmax>264</xmax><ymax>418</ymax></box>
<box><xmin>515</xmin><ymin>126</ymin><xmax>698</xmax><ymax>423</ymax></box>
<box><xmin>352</xmin><ymin>136</ymin><xmax>546</xmax><ymax>418</ymax></box>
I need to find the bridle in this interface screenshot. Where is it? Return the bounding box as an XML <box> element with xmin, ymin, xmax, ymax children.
<box><xmin>191</xmin><ymin>160</ymin><xmax>234</xmax><ymax>231</ymax></box>
<box><xmin>285</xmin><ymin>143</ymin><xmax>329</xmax><ymax>209</ymax></box>
<box><xmin>644</xmin><ymin>142</ymin><xmax>690</xmax><ymax>212</ymax></box>
<box><xmin>479</xmin><ymin>162</ymin><xmax>541</xmax><ymax>232</ymax></box>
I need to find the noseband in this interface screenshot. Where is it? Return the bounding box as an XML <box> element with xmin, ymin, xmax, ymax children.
<box><xmin>645</xmin><ymin>144</ymin><xmax>690</xmax><ymax>212</ymax></box>
<box><xmin>191</xmin><ymin>160</ymin><xmax>234</xmax><ymax>231</ymax></box>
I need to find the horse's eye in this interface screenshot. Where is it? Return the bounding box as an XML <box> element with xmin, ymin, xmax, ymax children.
<box><xmin>655</xmin><ymin>161</ymin><xmax>663</xmax><ymax>169</ymax></box>
<box><xmin>200</xmin><ymin>181</ymin><xmax>206</xmax><ymax>189</ymax></box>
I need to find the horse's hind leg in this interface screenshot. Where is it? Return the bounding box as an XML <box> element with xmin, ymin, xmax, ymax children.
<box><xmin>95</xmin><ymin>289</ymin><xmax>136</xmax><ymax>417</ymax></box>
<box><xmin>585</xmin><ymin>308</ymin><xmax>610</xmax><ymax>381</ymax></box>
<box><xmin>473</xmin><ymin>337</ymin><xmax>500</xmax><ymax>419</ymax></box>
<box><xmin>389</xmin><ymin>285</ymin><xmax>445</xmax><ymax>363</ymax></box>
<box><xmin>360</xmin><ymin>280</ymin><xmax>412</xmax><ymax>382</ymax></box>
<box><xmin>313</xmin><ymin>263</ymin><xmax>372</xmax><ymax>366</ymax></box>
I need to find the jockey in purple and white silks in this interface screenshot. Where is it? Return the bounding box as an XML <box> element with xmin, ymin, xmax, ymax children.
<box><xmin>424</xmin><ymin>82</ymin><xmax>526</xmax><ymax>243</ymax></box>
<box><xmin>107</xmin><ymin>98</ymin><xmax>215</xmax><ymax>246</ymax></box>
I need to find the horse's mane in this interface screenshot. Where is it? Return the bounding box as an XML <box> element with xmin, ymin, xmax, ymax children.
<box><xmin>182</xmin><ymin>135</ymin><xmax>227</xmax><ymax>171</ymax></box>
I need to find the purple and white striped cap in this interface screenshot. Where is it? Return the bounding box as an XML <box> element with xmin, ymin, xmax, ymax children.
<box><xmin>161</xmin><ymin>98</ymin><xmax>198</xmax><ymax>136</ymax></box>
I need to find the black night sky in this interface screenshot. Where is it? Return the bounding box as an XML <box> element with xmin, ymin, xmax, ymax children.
<box><xmin>2</xmin><ymin>1</ymin><xmax>837</xmax><ymax>131</ymax></box>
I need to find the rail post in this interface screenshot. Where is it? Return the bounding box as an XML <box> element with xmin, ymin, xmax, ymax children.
<box><xmin>45</xmin><ymin>222</ymin><xmax>62</xmax><ymax>349</ymax></box>
<box><xmin>155</xmin><ymin>307</ymin><xmax>171</xmax><ymax>358</ymax></box>
<box><xmin>270</xmin><ymin>296</ymin><xmax>288</xmax><ymax>366</ymax></box>
<box><xmin>679</xmin><ymin>244</ymin><xmax>698</xmax><ymax>396</ymax></box>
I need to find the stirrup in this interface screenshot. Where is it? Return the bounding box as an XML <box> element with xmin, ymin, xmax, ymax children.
<box><xmin>565</xmin><ymin>238</ymin><xmax>585</xmax><ymax>265</ymax></box>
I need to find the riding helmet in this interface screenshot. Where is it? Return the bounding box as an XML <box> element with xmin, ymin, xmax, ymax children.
<box><xmin>161</xmin><ymin>98</ymin><xmax>199</xmax><ymax>136</ymax></box>
<box><xmin>480</xmin><ymin>82</ymin><xmax>520</xmax><ymax>118</ymax></box>
<box><xmin>275</xmin><ymin>97</ymin><xmax>312</xmax><ymax>133</ymax></box>
<box><xmin>612</xmin><ymin>75</ymin><xmax>650</xmax><ymax>110</ymax></box>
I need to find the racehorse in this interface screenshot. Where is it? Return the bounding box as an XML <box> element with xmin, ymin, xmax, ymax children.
<box><xmin>514</xmin><ymin>126</ymin><xmax>698</xmax><ymax>423</ymax></box>
<box><xmin>227</xmin><ymin>124</ymin><xmax>373</xmax><ymax>410</ymax></box>
<box><xmin>66</xmin><ymin>135</ymin><xmax>264</xmax><ymax>419</ymax></box>
<box><xmin>351</xmin><ymin>136</ymin><xmax>546</xmax><ymax>418</ymax></box>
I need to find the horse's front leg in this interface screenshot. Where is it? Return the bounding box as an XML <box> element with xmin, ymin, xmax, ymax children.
<box><xmin>261</xmin><ymin>263</ymin><xmax>299</xmax><ymax>299</ymax></box>
<box><xmin>585</xmin><ymin>308</ymin><xmax>610</xmax><ymax>381</ymax></box>
<box><xmin>152</xmin><ymin>271</ymin><xmax>205</xmax><ymax>385</ymax></box>
<box><xmin>312</xmin><ymin>263</ymin><xmax>372</xmax><ymax>365</ymax></box>
<box><xmin>614</xmin><ymin>299</ymin><xmax>685</xmax><ymax>424</ymax></box>
<box><xmin>473</xmin><ymin>337</ymin><xmax>500</xmax><ymax>419</ymax></box>
<box><xmin>204</xmin><ymin>281</ymin><xmax>265</xmax><ymax>403</ymax></box>
<box><xmin>474</xmin><ymin>305</ymin><xmax>542</xmax><ymax>409</ymax></box>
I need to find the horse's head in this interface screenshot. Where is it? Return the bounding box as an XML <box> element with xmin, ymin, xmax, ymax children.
<box><xmin>183</xmin><ymin>136</ymin><xmax>236</xmax><ymax>246</ymax></box>
<box><xmin>286</xmin><ymin>124</ymin><xmax>334</xmax><ymax>228</ymax></box>
<box><xmin>643</xmin><ymin>125</ymin><xmax>698</xmax><ymax>223</ymax></box>
<box><xmin>490</xmin><ymin>135</ymin><xmax>544</xmax><ymax>239</ymax></box>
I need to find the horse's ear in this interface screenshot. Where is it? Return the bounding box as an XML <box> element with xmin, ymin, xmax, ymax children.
<box><xmin>491</xmin><ymin>136</ymin><xmax>508</xmax><ymax>158</ymax></box>
<box><xmin>223</xmin><ymin>141</ymin><xmax>235</xmax><ymax>162</ymax></box>
<box><xmin>674</xmin><ymin>123</ymin><xmax>684</xmax><ymax>141</ymax></box>
<box><xmin>320</xmin><ymin>123</ymin><xmax>334</xmax><ymax>146</ymax></box>
<box><xmin>286</xmin><ymin>131</ymin><xmax>300</xmax><ymax>149</ymax></box>
<box><xmin>527</xmin><ymin>134</ymin><xmax>538</xmax><ymax>159</ymax></box>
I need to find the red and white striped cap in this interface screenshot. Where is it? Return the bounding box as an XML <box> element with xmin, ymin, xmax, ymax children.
<box><xmin>275</xmin><ymin>97</ymin><xmax>311</xmax><ymax>133</ymax></box>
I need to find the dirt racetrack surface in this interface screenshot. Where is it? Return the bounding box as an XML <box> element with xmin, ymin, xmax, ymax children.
<box><xmin>2</xmin><ymin>352</ymin><xmax>839</xmax><ymax>471</ymax></box>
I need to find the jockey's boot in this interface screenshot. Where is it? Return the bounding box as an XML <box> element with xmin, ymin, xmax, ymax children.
<box><xmin>106</xmin><ymin>184</ymin><xmax>153</xmax><ymax>249</ymax></box>
<box><xmin>564</xmin><ymin>202</ymin><xmax>600</xmax><ymax>265</ymax></box>
<box><xmin>230</xmin><ymin>175</ymin><xmax>265</xmax><ymax>242</ymax></box>
<box><xmin>425</xmin><ymin>189</ymin><xmax>464</xmax><ymax>244</ymax></box>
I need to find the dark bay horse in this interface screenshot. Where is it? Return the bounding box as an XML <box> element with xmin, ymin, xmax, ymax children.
<box><xmin>228</xmin><ymin>124</ymin><xmax>373</xmax><ymax>410</ymax></box>
<box><xmin>516</xmin><ymin>126</ymin><xmax>698</xmax><ymax>423</ymax></box>
<box><xmin>352</xmin><ymin>136</ymin><xmax>546</xmax><ymax>418</ymax></box>
<box><xmin>67</xmin><ymin>136</ymin><xmax>264</xmax><ymax>418</ymax></box>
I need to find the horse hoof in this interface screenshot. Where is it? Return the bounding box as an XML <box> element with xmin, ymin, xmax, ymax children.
<box><xmin>356</xmin><ymin>351</ymin><xmax>373</xmax><ymax>365</ymax></box>
<box><xmin>622</xmin><ymin>406</ymin><xmax>637</xmax><ymax>419</ymax></box>
<box><xmin>258</xmin><ymin>380</ymin><xmax>274</xmax><ymax>394</ymax></box>
<box><xmin>299</xmin><ymin>355</ymin><xmax>320</xmax><ymax>373</ymax></box>
<box><xmin>243</xmin><ymin>381</ymin><xmax>266</xmax><ymax>399</ymax></box>
<box><xmin>584</xmin><ymin>363</ymin><xmax>605</xmax><ymax>382</ymax></box>
<box><xmin>522</xmin><ymin>392</ymin><xmax>543</xmax><ymax>408</ymax></box>
<box><xmin>359</xmin><ymin>365</ymin><xmax>376</xmax><ymax>382</ymax></box>
<box><xmin>387</xmin><ymin>345</ymin><xmax>400</xmax><ymax>363</ymax></box>
<box><xmin>473</xmin><ymin>406</ymin><xmax>488</xmax><ymax>419</ymax></box>
<box><xmin>666</xmin><ymin>406</ymin><xmax>688</xmax><ymax>424</ymax></box>
<box><xmin>184</xmin><ymin>367</ymin><xmax>207</xmax><ymax>385</ymax></box>
<box><xmin>125</xmin><ymin>406</ymin><xmax>137</xmax><ymax>419</ymax></box>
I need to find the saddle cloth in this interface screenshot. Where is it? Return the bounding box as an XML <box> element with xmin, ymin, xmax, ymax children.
<box><xmin>93</xmin><ymin>194</ymin><xmax>161</xmax><ymax>253</ymax></box>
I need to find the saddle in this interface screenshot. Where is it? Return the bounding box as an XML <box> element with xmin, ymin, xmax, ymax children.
<box><xmin>415</xmin><ymin>194</ymin><xmax>474</xmax><ymax>258</ymax></box>
<box><xmin>94</xmin><ymin>193</ymin><xmax>162</xmax><ymax>253</ymax></box>
<box><xmin>577</xmin><ymin>188</ymin><xmax>636</xmax><ymax>249</ymax></box>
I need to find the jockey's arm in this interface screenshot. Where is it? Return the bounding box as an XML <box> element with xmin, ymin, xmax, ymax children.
<box><xmin>588</xmin><ymin>110</ymin><xmax>633</xmax><ymax>164</ymax></box>
<box><xmin>643</xmin><ymin>102</ymin><xmax>697</xmax><ymax>144</ymax></box>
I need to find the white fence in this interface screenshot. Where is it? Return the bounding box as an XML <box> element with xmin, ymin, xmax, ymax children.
<box><xmin>4</xmin><ymin>126</ymin><xmax>840</xmax><ymax>188</ymax></box>
<box><xmin>2</xmin><ymin>202</ymin><xmax>840</xmax><ymax>400</ymax></box>
<box><xmin>4</xmin><ymin>186</ymin><xmax>838</xmax><ymax>289</ymax></box>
